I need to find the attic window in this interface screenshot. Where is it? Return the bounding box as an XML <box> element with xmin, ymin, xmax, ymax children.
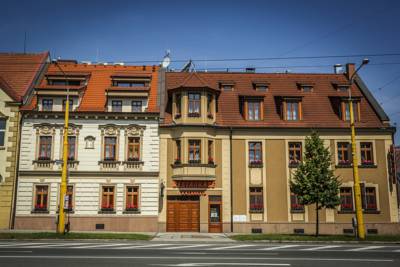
<box><xmin>113</xmin><ymin>81</ymin><xmax>146</xmax><ymax>87</ymax></box>
<box><xmin>220</xmin><ymin>82</ymin><xmax>234</xmax><ymax>91</ymax></box>
<box><xmin>297</xmin><ymin>83</ymin><xmax>313</xmax><ymax>92</ymax></box>
<box><xmin>337</xmin><ymin>85</ymin><xmax>349</xmax><ymax>92</ymax></box>
<box><xmin>48</xmin><ymin>80</ymin><xmax>81</xmax><ymax>86</ymax></box>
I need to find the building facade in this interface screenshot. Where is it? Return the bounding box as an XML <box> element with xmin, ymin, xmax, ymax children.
<box><xmin>0</xmin><ymin>52</ymin><xmax>48</xmax><ymax>229</ymax></box>
<box><xmin>158</xmin><ymin>66</ymin><xmax>399</xmax><ymax>234</ymax></box>
<box><xmin>14</xmin><ymin>61</ymin><xmax>161</xmax><ymax>232</ymax></box>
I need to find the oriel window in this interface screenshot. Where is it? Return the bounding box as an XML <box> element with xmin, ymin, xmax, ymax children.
<box><xmin>189</xmin><ymin>140</ymin><xmax>201</xmax><ymax>163</ymax></box>
<box><xmin>208</xmin><ymin>140</ymin><xmax>214</xmax><ymax>164</ymax></box>
<box><xmin>188</xmin><ymin>93</ymin><xmax>201</xmax><ymax>116</ymax></box>
<box><xmin>175</xmin><ymin>140</ymin><xmax>182</xmax><ymax>164</ymax></box>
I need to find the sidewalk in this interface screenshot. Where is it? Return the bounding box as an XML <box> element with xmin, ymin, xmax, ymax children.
<box><xmin>152</xmin><ymin>232</ymin><xmax>233</xmax><ymax>242</ymax></box>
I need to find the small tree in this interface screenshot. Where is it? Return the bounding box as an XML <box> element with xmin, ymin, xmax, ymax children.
<box><xmin>290</xmin><ymin>131</ymin><xmax>341</xmax><ymax>236</ymax></box>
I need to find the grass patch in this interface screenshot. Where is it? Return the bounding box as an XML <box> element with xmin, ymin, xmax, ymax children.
<box><xmin>0</xmin><ymin>232</ymin><xmax>152</xmax><ymax>240</ymax></box>
<box><xmin>230</xmin><ymin>234</ymin><xmax>400</xmax><ymax>242</ymax></box>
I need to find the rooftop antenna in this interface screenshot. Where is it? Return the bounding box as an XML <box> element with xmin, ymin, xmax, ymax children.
<box><xmin>161</xmin><ymin>50</ymin><xmax>171</xmax><ymax>69</ymax></box>
<box><xmin>181</xmin><ymin>59</ymin><xmax>195</xmax><ymax>72</ymax></box>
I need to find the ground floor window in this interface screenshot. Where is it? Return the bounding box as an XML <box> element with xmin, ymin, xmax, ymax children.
<box><xmin>34</xmin><ymin>185</ymin><xmax>49</xmax><ymax>212</ymax></box>
<box><xmin>126</xmin><ymin>186</ymin><xmax>139</xmax><ymax>211</ymax></box>
<box><xmin>101</xmin><ymin>186</ymin><xmax>115</xmax><ymax>211</ymax></box>
<box><xmin>362</xmin><ymin>185</ymin><xmax>377</xmax><ymax>211</ymax></box>
<box><xmin>65</xmin><ymin>185</ymin><xmax>74</xmax><ymax>211</ymax></box>
<box><xmin>290</xmin><ymin>192</ymin><xmax>304</xmax><ymax>212</ymax></box>
<box><xmin>340</xmin><ymin>187</ymin><xmax>353</xmax><ymax>211</ymax></box>
<box><xmin>249</xmin><ymin>187</ymin><xmax>264</xmax><ymax>213</ymax></box>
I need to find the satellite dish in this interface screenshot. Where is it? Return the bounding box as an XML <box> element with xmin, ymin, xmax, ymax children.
<box><xmin>161</xmin><ymin>50</ymin><xmax>171</xmax><ymax>69</ymax></box>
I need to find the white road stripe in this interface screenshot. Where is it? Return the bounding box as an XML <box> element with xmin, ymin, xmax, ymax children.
<box><xmin>348</xmin><ymin>246</ymin><xmax>385</xmax><ymax>251</ymax></box>
<box><xmin>24</xmin><ymin>242</ymin><xmax>92</xmax><ymax>248</ymax></box>
<box><xmin>209</xmin><ymin>244</ymin><xmax>255</xmax><ymax>250</ymax></box>
<box><xmin>0</xmin><ymin>242</ymin><xmax>48</xmax><ymax>248</ymax></box>
<box><xmin>113</xmin><ymin>243</ymin><xmax>174</xmax><ymax>249</ymax></box>
<box><xmin>70</xmin><ymin>243</ymin><xmax>127</xmax><ymax>249</ymax></box>
<box><xmin>301</xmin><ymin>245</ymin><xmax>341</xmax><ymax>251</ymax></box>
<box><xmin>259</xmin><ymin>245</ymin><xmax>300</xmax><ymax>251</ymax></box>
<box><xmin>160</xmin><ymin>244</ymin><xmax>211</xmax><ymax>250</ymax></box>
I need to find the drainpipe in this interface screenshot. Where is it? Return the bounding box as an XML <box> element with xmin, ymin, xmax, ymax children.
<box><xmin>230</xmin><ymin>127</ymin><xmax>233</xmax><ymax>233</ymax></box>
<box><xmin>10</xmin><ymin>109</ymin><xmax>22</xmax><ymax>229</ymax></box>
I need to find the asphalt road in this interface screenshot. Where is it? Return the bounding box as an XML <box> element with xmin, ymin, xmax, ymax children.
<box><xmin>0</xmin><ymin>241</ymin><xmax>399</xmax><ymax>266</ymax></box>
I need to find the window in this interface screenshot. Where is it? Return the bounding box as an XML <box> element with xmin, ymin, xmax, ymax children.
<box><xmin>111</xmin><ymin>100</ymin><xmax>122</xmax><ymax>112</ymax></box>
<box><xmin>337</xmin><ymin>85</ymin><xmax>349</xmax><ymax>92</ymax></box>
<box><xmin>175</xmin><ymin>94</ymin><xmax>182</xmax><ymax>117</ymax></box>
<box><xmin>208</xmin><ymin>140</ymin><xmax>214</xmax><ymax>164</ymax></box>
<box><xmin>290</xmin><ymin>192</ymin><xmax>304</xmax><ymax>212</ymax></box>
<box><xmin>0</xmin><ymin>118</ymin><xmax>5</xmax><ymax>147</ymax></box>
<box><xmin>285</xmin><ymin>101</ymin><xmax>300</xmax><ymax>121</ymax></box>
<box><xmin>337</xmin><ymin>142</ymin><xmax>351</xmax><ymax>165</ymax></box>
<box><xmin>38</xmin><ymin>136</ymin><xmax>52</xmax><ymax>160</ymax></box>
<box><xmin>340</xmin><ymin>187</ymin><xmax>353</xmax><ymax>211</ymax></box>
<box><xmin>249</xmin><ymin>142</ymin><xmax>262</xmax><ymax>165</ymax></box>
<box><xmin>247</xmin><ymin>101</ymin><xmax>261</xmax><ymax>120</ymax></box>
<box><xmin>255</xmin><ymin>85</ymin><xmax>268</xmax><ymax>92</ymax></box>
<box><xmin>221</xmin><ymin>84</ymin><xmax>233</xmax><ymax>91</ymax></box>
<box><xmin>34</xmin><ymin>185</ymin><xmax>49</xmax><ymax>211</ymax></box>
<box><xmin>188</xmin><ymin>140</ymin><xmax>201</xmax><ymax>163</ymax></box>
<box><xmin>65</xmin><ymin>185</ymin><xmax>74</xmax><ymax>211</ymax></box>
<box><xmin>101</xmin><ymin>186</ymin><xmax>115</xmax><ymax>211</ymax></box>
<box><xmin>175</xmin><ymin>140</ymin><xmax>181</xmax><ymax>164</ymax></box>
<box><xmin>85</xmin><ymin>136</ymin><xmax>95</xmax><ymax>149</ymax></box>
<box><xmin>249</xmin><ymin>187</ymin><xmax>263</xmax><ymax>212</ymax></box>
<box><xmin>362</xmin><ymin>186</ymin><xmax>377</xmax><ymax>211</ymax></box>
<box><xmin>360</xmin><ymin>142</ymin><xmax>374</xmax><ymax>165</ymax></box>
<box><xmin>341</xmin><ymin>101</ymin><xmax>359</xmax><ymax>121</ymax></box>
<box><xmin>131</xmin><ymin>101</ymin><xmax>142</xmax><ymax>112</ymax></box>
<box><xmin>126</xmin><ymin>186</ymin><xmax>139</xmax><ymax>211</ymax></box>
<box><xmin>288</xmin><ymin>142</ymin><xmax>302</xmax><ymax>165</ymax></box>
<box><xmin>67</xmin><ymin>136</ymin><xmax>76</xmax><ymax>160</ymax></box>
<box><xmin>62</xmin><ymin>99</ymin><xmax>73</xmax><ymax>112</ymax></box>
<box><xmin>49</xmin><ymin>80</ymin><xmax>81</xmax><ymax>86</ymax></box>
<box><xmin>127</xmin><ymin>137</ymin><xmax>140</xmax><ymax>161</ymax></box>
<box><xmin>113</xmin><ymin>81</ymin><xmax>146</xmax><ymax>87</ymax></box>
<box><xmin>301</xmin><ymin>85</ymin><xmax>313</xmax><ymax>92</ymax></box>
<box><xmin>188</xmin><ymin>93</ymin><xmax>201</xmax><ymax>117</ymax></box>
<box><xmin>104</xmin><ymin>137</ymin><xmax>117</xmax><ymax>161</ymax></box>
<box><xmin>42</xmin><ymin>99</ymin><xmax>53</xmax><ymax>111</ymax></box>
<box><xmin>207</xmin><ymin>94</ymin><xmax>213</xmax><ymax>118</ymax></box>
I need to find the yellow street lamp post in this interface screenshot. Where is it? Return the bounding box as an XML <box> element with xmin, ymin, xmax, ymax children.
<box><xmin>348</xmin><ymin>58</ymin><xmax>369</xmax><ymax>239</ymax></box>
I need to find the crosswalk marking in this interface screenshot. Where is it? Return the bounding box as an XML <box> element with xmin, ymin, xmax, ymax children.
<box><xmin>161</xmin><ymin>244</ymin><xmax>211</xmax><ymax>250</ymax></box>
<box><xmin>71</xmin><ymin>243</ymin><xmax>127</xmax><ymax>249</ymax></box>
<box><xmin>348</xmin><ymin>246</ymin><xmax>385</xmax><ymax>251</ymax></box>
<box><xmin>301</xmin><ymin>245</ymin><xmax>341</xmax><ymax>251</ymax></box>
<box><xmin>114</xmin><ymin>243</ymin><xmax>173</xmax><ymax>249</ymax></box>
<box><xmin>209</xmin><ymin>244</ymin><xmax>255</xmax><ymax>250</ymax></box>
<box><xmin>259</xmin><ymin>245</ymin><xmax>300</xmax><ymax>251</ymax></box>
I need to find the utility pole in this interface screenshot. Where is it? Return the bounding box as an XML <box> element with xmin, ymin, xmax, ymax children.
<box><xmin>348</xmin><ymin>58</ymin><xmax>369</xmax><ymax>240</ymax></box>
<box><xmin>54</xmin><ymin>61</ymin><xmax>70</xmax><ymax>234</ymax></box>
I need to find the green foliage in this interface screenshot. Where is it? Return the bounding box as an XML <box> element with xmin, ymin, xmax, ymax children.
<box><xmin>290</xmin><ymin>131</ymin><xmax>341</xmax><ymax>209</ymax></box>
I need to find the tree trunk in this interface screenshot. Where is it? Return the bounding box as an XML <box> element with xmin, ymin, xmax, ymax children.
<box><xmin>316</xmin><ymin>202</ymin><xmax>319</xmax><ymax>237</ymax></box>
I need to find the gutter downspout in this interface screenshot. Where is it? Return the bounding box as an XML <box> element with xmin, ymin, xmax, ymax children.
<box><xmin>10</xmin><ymin>109</ymin><xmax>22</xmax><ymax>229</ymax></box>
<box><xmin>230</xmin><ymin>127</ymin><xmax>233</xmax><ymax>233</ymax></box>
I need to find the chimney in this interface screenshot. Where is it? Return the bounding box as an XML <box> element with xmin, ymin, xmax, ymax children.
<box><xmin>245</xmin><ymin>67</ymin><xmax>256</xmax><ymax>73</ymax></box>
<box><xmin>346</xmin><ymin>63</ymin><xmax>355</xmax><ymax>80</ymax></box>
<box><xmin>334</xmin><ymin>64</ymin><xmax>343</xmax><ymax>74</ymax></box>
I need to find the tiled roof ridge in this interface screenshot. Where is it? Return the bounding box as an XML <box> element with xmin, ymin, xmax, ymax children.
<box><xmin>177</xmin><ymin>72</ymin><xmax>213</xmax><ymax>88</ymax></box>
<box><xmin>0</xmin><ymin>75</ymin><xmax>19</xmax><ymax>101</ymax></box>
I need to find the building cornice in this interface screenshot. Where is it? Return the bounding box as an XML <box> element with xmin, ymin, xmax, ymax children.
<box><xmin>19</xmin><ymin>170</ymin><xmax>159</xmax><ymax>177</ymax></box>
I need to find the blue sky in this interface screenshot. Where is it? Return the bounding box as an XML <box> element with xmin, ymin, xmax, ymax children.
<box><xmin>1</xmin><ymin>0</ymin><xmax>400</xmax><ymax>142</ymax></box>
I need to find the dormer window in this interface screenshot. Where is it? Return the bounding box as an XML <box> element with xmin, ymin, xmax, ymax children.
<box><xmin>48</xmin><ymin>79</ymin><xmax>81</xmax><ymax>86</ymax></box>
<box><xmin>332</xmin><ymin>83</ymin><xmax>350</xmax><ymax>92</ymax></box>
<box><xmin>131</xmin><ymin>101</ymin><xmax>142</xmax><ymax>112</ymax></box>
<box><xmin>281</xmin><ymin>98</ymin><xmax>302</xmax><ymax>121</ymax></box>
<box><xmin>111</xmin><ymin>100</ymin><xmax>122</xmax><ymax>112</ymax></box>
<box><xmin>175</xmin><ymin>93</ymin><xmax>182</xmax><ymax>119</ymax></box>
<box><xmin>340</xmin><ymin>100</ymin><xmax>360</xmax><ymax>121</ymax></box>
<box><xmin>247</xmin><ymin>101</ymin><xmax>262</xmax><ymax>120</ymax></box>
<box><xmin>298</xmin><ymin>83</ymin><xmax>313</xmax><ymax>92</ymax></box>
<box><xmin>220</xmin><ymin>82</ymin><xmax>234</xmax><ymax>91</ymax></box>
<box><xmin>207</xmin><ymin>93</ymin><xmax>214</xmax><ymax>118</ymax></box>
<box><xmin>253</xmin><ymin>82</ymin><xmax>269</xmax><ymax>92</ymax></box>
<box><xmin>42</xmin><ymin>99</ymin><xmax>53</xmax><ymax>112</ymax></box>
<box><xmin>188</xmin><ymin>93</ymin><xmax>201</xmax><ymax>117</ymax></box>
<box><xmin>113</xmin><ymin>81</ymin><xmax>146</xmax><ymax>87</ymax></box>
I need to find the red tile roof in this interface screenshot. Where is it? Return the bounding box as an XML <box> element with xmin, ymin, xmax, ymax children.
<box><xmin>164</xmin><ymin>72</ymin><xmax>386</xmax><ymax>128</ymax></box>
<box><xmin>0</xmin><ymin>52</ymin><xmax>49</xmax><ymax>101</ymax></box>
<box><xmin>22</xmin><ymin>63</ymin><xmax>159</xmax><ymax>113</ymax></box>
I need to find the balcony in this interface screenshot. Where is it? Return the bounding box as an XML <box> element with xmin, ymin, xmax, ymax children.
<box><xmin>171</xmin><ymin>163</ymin><xmax>216</xmax><ymax>181</ymax></box>
<box><xmin>99</xmin><ymin>160</ymin><xmax>120</xmax><ymax>170</ymax></box>
<box><xmin>123</xmin><ymin>160</ymin><xmax>144</xmax><ymax>170</ymax></box>
<box><xmin>33</xmin><ymin>159</ymin><xmax>55</xmax><ymax>169</ymax></box>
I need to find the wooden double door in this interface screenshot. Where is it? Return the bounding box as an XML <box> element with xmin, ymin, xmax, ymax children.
<box><xmin>167</xmin><ymin>196</ymin><xmax>200</xmax><ymax>232</ymax></box>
